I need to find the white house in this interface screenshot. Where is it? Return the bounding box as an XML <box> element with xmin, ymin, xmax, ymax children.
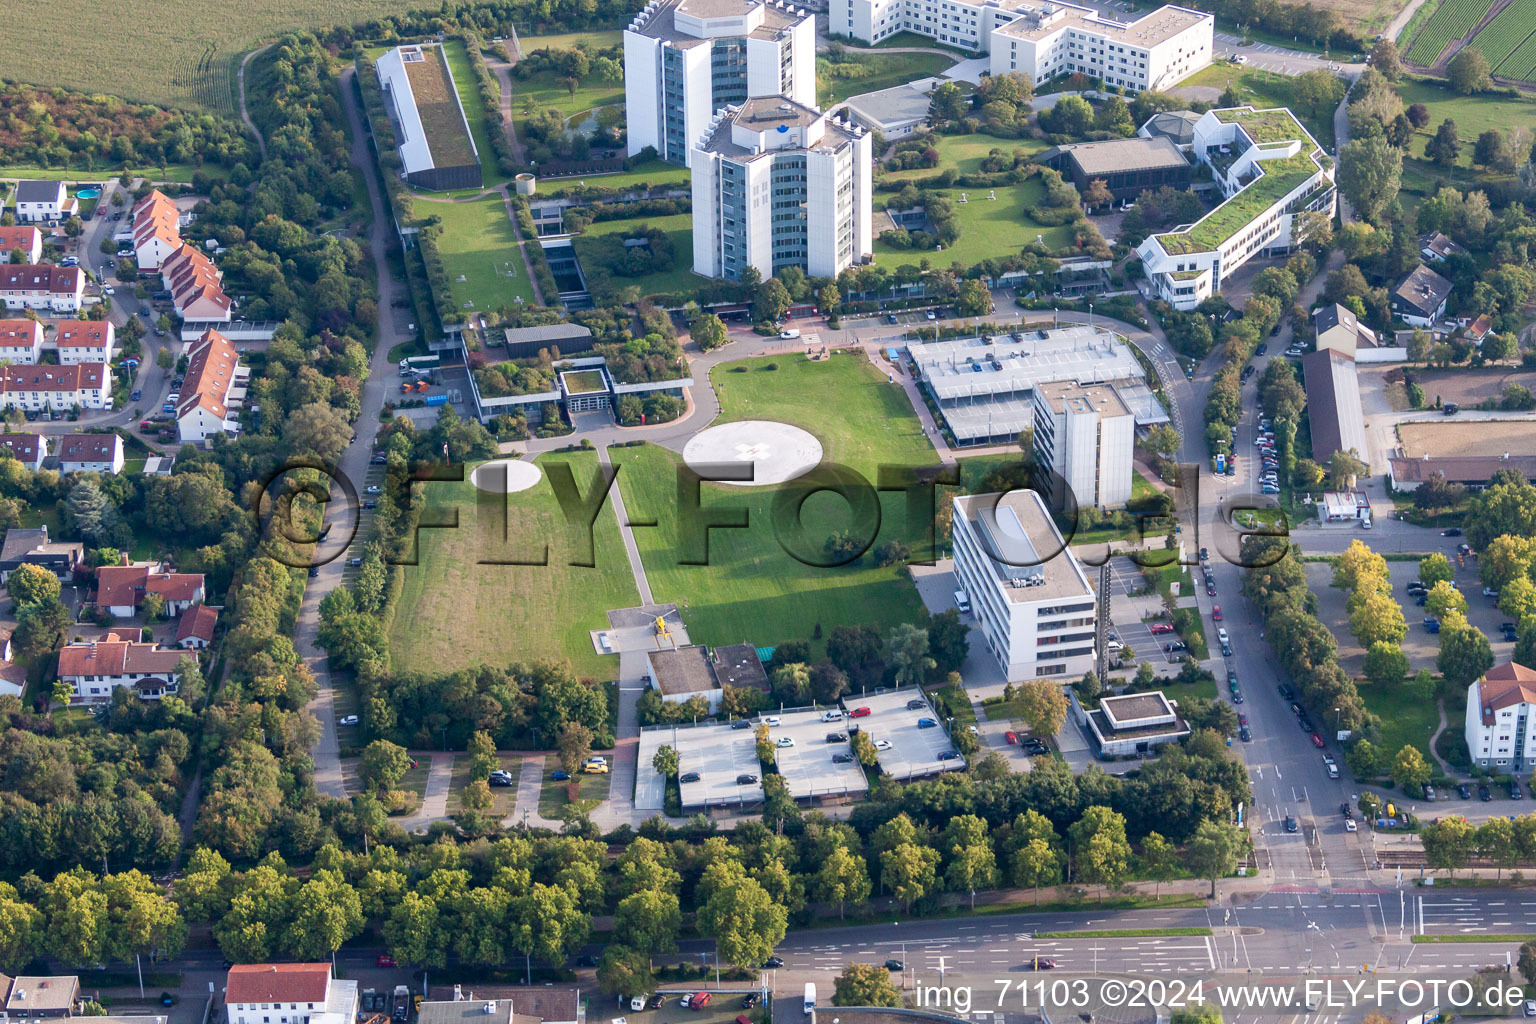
<box><xmin>624</xmin><ymin>0</ymin><xmax>817</xmax><ymax>167</ymax></box>
<box><xmin>691</xmin><ymin>97</ymin><xmax>872</xmax><ymax>281</ymax></box>
<box><xmin>1465</xmin><ymin>661</ymin><xmax>1536</xmax><ymax>771</ymax></box>
<box><xmin>51</xmin><ymin>319</ymin><xmax>115</xmax><ymax>365</ymax></box>
<box><xmin>176</xmin><ymin>604</ymin><xmax>219</xmax><ymax>650</ymax></box>
<box><xmin>1136</xmin><ymin>106</ymin><xmax>1335</xmax><ymax>309</ymax></box>
<box><xmin>164</xmin><ymin>245</ymin><xmax>233</xmax><ymax>323</ymax></box>
<box><xmin>0</xmin><ymin>225</ymin><xmax>43</xmax><ymax>264</ymax></box>
<box><xmin>13</xmin><ymin>181</ymin><xmax>77</xmax><ymax>224</ymax></box>
<box><xmin>177</xmin><ymin>329</ymin><xmax>245</xmax><ymax>443</ymax></box>
<box><xmin>132</xmin><ymin>190</ymin><xmax>183</xmax><ymax>271</ymax></box>
<box><xmin>0</xmin><ymin>319</ymin><xmax>43</xmax><ymax>363</ymax></box>
<box><xmin>1033</xmin><ymin>379</ymin><xmax>1135</xmax><ymax>510</ymax></box>
<box><xmin>950</xmin><ymin>489</ymin><xmax>1098</xmax><ymax>681</ymax></box>
<box><xmin>0</xmin><ymin>264</ymin><xmax>85</xmax><ymax>313</ymax></box>
<box><xmin>0</xmin><ymin>362</ymin><xmax>110</xmax><ymax>412</ymax></box>
<box><xmin>56</xmin><ymin>433</ymin><xmax>125</xmax><ymax>475</ymax></box>
<box><xmin>225</xmin><ymin>964</ymin><xmax>357</xmax><ymax>1024</ymax></box>
<box><xmin>1391</xmin><ymin>265</ymin><xmax>1453</xmax><ymax>328</ymax></box>
<box><xmin>0</xmin><ymin>432</ymin><xmax>47</xmax><ymax>470</ymax></box>
<box><xmin>57</xmin><ymin>632</ymin><xmax>185</xmax><ymax>703</ymax></box>
<box><xmin>95</xmin><ymin>563</ymin><xmax>206</xmax><ymax>618</ymax></box>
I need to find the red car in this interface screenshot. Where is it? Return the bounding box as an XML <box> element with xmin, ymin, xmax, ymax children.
<box><xmin>690</xmin><ymin>993</ymin><xmax>712</xmax><ymax>1010</ymax></box>
<box><xmin>850</xmin><ymin>706</ymin><xmax>871</xmax><ymax>718</ymax></box>
<box><xmin>1212</xmin><ymin>605</ymin><xmax>1223</xmax><ymax>621</ymax></box>
<box><xmin>1005</xmin><ymin>730</ymin><xmax>1018</xmax><ymax>744</ymax></box>
<box><xmin>376</xmin><ymin>955</ymin><xmax>396</xmax><ymax>967</ymax></box>
<box><xmin>1311</xmin><ymin>733</ymin><xmax>1325</xmax><ymax>748</ymax></box>
<box><xmin>1149</xmin><ymin>622</ymin><xmax>1175</xmax><ymax>634</ymax></box>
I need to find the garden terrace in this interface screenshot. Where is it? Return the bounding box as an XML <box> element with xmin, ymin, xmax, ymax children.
<box><xmin>403</xmin><ymin>45</ymin><xmax>478</xmax><ymax>169</ymax></box>
<box><xmin>564</xmin><ymin>370</ymin><xmax>606</xmax><ymax>394</ymax></box>
<box><xmin>1212</xmin><ymin>106</ymin><xmax>1310</xmax><ymax>145</ymax></box>
<box><xmin>1153</xmin><ymin>151</ymin><xmax>1322</xmax><ymax>255</ymax></box>
<box><xmin>473</xmin><ymin>362</ymin><xmax>557</xmax><ymax>399</ymax></box>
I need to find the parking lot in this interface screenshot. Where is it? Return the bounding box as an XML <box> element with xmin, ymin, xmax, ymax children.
<box><xmin>649</xmin><ymin>722</ymin><xmax>763</xmax><ymax>813</ymax></box>
<box><xmin>1102</xmin><ymin>555</ymin><xmax>1177</xmax><ymax>674</ymax></box>
<box><xmin>764</xmin><ymin>709</ymin><xmax>869</xmax><ymax>800</ymax></box>
<box><xmin>850</xmin><ymin>688</ymin><xmax>967</xmax><ymax>781</ymax></box>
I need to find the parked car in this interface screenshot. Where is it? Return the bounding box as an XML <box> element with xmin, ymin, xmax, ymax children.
<box><xmin>737</xmin><ymin>773</ymin><xmax>758</xmax><ymax>785</ymax></box>
<box><xmin>1239</xmin><ymin>726</ymin><xmax>1252</xmax><ymax>742</ymax></box>
<box><xmin>1149</xmin><ymin>622</ymin><xmax>1175</xmax><ymax>634</ymax></box>
<box><xmin>917</xmin><ymin>718</ymin><xmax>937</xmax><ymax>728</ymax></box>
<box><xmin>339</xmin><ymin>715</ymin><xmax>359</xmax><ymax>727</ymax></box>
<box><xmin>1284</xmin><ymin>816</ymin><xmax>1298</xmax><ymax>833</ymax></box>
<box><xmin>130</xmin><ymin>388</ymin><xmax>142</xmax><ymax>402</ymax></box>
<box><xmin>1442</xmin><ymin>528</ymin><xmax>1462</xmax><ymax>536</ymax></box>
<box><xmin>826</xmin><ymin>732</ymin><xmax>847</xmax><ymax>742</ymax></box>
<box><xmin>1299</xmin><ymin>717</ymin><xmax>1314</xmax><ymax>732</ymax></box>
<box><xmin>1212</xmin><ymin>605</ymin><xmax>1223</xmax><ymax>621</ymax></box>
<box><xmin>884</xmin><ymin>959</ymin><xmax>904</xmax><ymax>971</ymax></box>
<box><xmin>761</xmin><ymin>957</ymin><xmax>784</xmax><ymax>969</ymax></box>
<box><xmin>689</xmin><ymin>993</ymin><xmax>712</xmax><ymax>1010</ymax></box>
<box><xmin>1457</xmin><ymin>784</ymin><xmax>1472</xmax><ymax>799</ymax></box>
<box><xmin>906</xmin><ymin>698</ymin><xmax>927</xmax><ymax>710</ymax></box>
<box><xmin>679</xmin><ymin>772</ymin><xmax>700</xmax><ymax>784</ymax></box>
<box><xmin>1311</xmin><ymin>733</ymin><xmax>1325</xmax><ymax>748</ymax></box>
<box><xmin>874</xmin><ymin>739</ymin><xmax>893</xmax><ymax>750</ymax></box>
<box><xmin>1481</xmin><ymin>784</ymin><xmax>1493</xmax><ymax>801</ymax></box>
<box><xmin>850</xmin><ymin>706</ymin><xmax>871</xmax><ymax>718</ymax></box>
<box><xmin>1005</xmin><ymin>730</ymin><xmax>1018</xmax><ymax>744</ymax></box>
<box><xmin>1345</xmin><ymin>818</ymin><xmax>1357</xmax><ymax>832</ymax></box>
<box><xmin>832</xmin><ymin>753</ymin><xmax>854</xmax><ymax>764</ymax></box>
<box><xmin>763</xmin><ymin>716</ymin><xmax>781</xmax><ymax>726</ymax></box>
<box><xmin>552</xmin><ymin>770</ymin><xmax>571</xmax><ymax>781</ymax></box>
<box><xmin>776</xmin><ymin>737</ymin><xmax>795</xmax><ymax>748</ymax></box>
<box><xmin>732</xmin><ymin>719</ymin><xmax>753</xmax><ymax>729</ymax></box>
<box><xmin>1279</xmin><ymin>683</ymin><xmax>1294</xmax><ymax>700</ymax></box>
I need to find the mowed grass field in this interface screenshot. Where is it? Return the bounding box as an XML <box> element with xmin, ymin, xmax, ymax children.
<box><xmin>0</xmin><ymin>0</ymin><xmax>415</xmax><ymax>112</ymax></box>
<box><xmin>873</xmin><ymin>178</ymin><xmax>1074</xmax><ymax>266</ymax></box>
<box><xmin>611</xmin><ymin>353</ymin><xmax>938</xmax><ymax>647</ymax></box>
<box><xmin>429</xmin><ymin>197</ymin><xmax>538</xmax><ymax>311</ymax></box>
<box><xmin>442</xmin><ymin>38</ymin><xmax>508</xmax><ymax>186</ymax></box>
<box><xmin>882</xmin><ymin>135</ymin><xmax>1053</xmax><ymax>181</ymax></box>
<box><xmin>389</xmin><ymin>451</ymin><xmax>639</xmax><ymax>679</ymax></box>
<box><xmin>818</xmin><ymin>52</ymin><xmax>957</xmax><ymax>106</ymax></box>
<box><xmin>1399</xmin><ymin>80</ymin><xmax>1536</xmax><ymax>170</ymax></box>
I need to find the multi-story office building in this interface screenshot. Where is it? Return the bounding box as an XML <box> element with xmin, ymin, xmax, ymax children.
<box><xmin>691</xmin><ymin>96</ymin><xmax>872</xmax><ymax>280</ymax></box>
<box><xmin>1033</xmin><ymin>380</ymin><xmax>1135</xmax><ymax>511</ymax></box>
<box><xmin>832</xmin><ymin>0</ymin><xmax>1211</xmax><ymax>93</ymax></box>
<box><xmin>951</xmin><ymin>489</ymin><xmax>1098</xmax><ymax>681</ymax></box>
<box><xmin>625</xmin><ymin>0</ymin><xmax>816</xmax><ymax>166</ymax></box>
<box><xmin>1136</xmin><ymin>106</ymin><xmax>1335</xmax><ymax>309</ymax></box>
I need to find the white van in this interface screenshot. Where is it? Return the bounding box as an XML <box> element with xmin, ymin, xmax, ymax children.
<box><xmin>822</xmin><ymin>709</ymin><xmax>845</xmax><ymax>722</ymax></box>
<box><xmin>954</xmin><ymin>590</ymin><xmax>971</xmax><ymax>614</ymax></box>
<box><xmin>780</xmin><ymin>328</ymin><xmax>801</xmax><ymax>339</ymax></box>
<box><xmin>803</xmin><ymin>984</ymin><xmax>816</xmax><ymax>1015</ymax></box>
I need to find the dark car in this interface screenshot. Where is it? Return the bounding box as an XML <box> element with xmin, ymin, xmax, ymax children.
<box><xmin>832</xmin><ymin>753</ymin><xmax>854</xmax><ymax>764</ymax></box>
<box><xmin>884</xmin><ymin>959</ymin><xmax>904</xmax><ymax>971</ymax></box>
<box><xmin>1284</xmin><ymin>816</ymin><xmax>1299</xmax><ymax>833</ymax></box>
<box><xmin>1514</xmin><ymin>782</ymin><xmax>1525</xmax><ymax>800</ymax></box>
<box><xmin>647</xmin><ymin>996</ymin><xmax>665</xmax><ymax>1010</ymax></box>
<box><xmin>741</xmin><ymin>994</ymin><xmax>761</xmax><ymax>1009</ymax></box>
<box><xmin>1442</xmin><ymin>528</ymin><xmax>1463</xmax><ymax>536</ymax></box>
<box><xmin>1239</xmin><ymin>726</ymin><xmax>1252</xmax><ymax>742</ymax></box>
<box><xmin>1256</xmin><ymin>343</ymin><xmax>1268</xmax><ymax>355</ymax></box>
<box><xmin>1278</xmin><ymin>683</ymin><xmax>1294</xmax><ymax>700</ymax></box>
<box><xmin>1299</xmin><ymin>718</ymin><xmax>1314</xmax><ymax>732</ymax></box>
<box><xmin>1290</xmin><ymin>702</ymin><xmax>1304</xmax><ymax>716</ymax></box>
<box><xmin>308</xmin><ymin>566</ymin><xmax>319</xmax><ymax>578</ymax></box>
<box><xmin>826</xmin><ymin>731</ymin><xmax>847</xmax><ymax>742</ymax></box>
<box><xmin>488</xmin><ymin>774</ymin><xmax>514</xmax><ymax>787</ymax></box>
<box><xmin>937</xmin><ymin>750</ymin><xmax>960</xmax><ymax>760</ymax></box>
<box><xmin>1026</xmin><ymin>957</ymin><xmax>1056</xmax><ymax>970</ymax></box>
<box><xmin>371</xmin><ymin>454</ymin><xmax>387</xmax><ymax>464</ymax></box>
<box><xmin>762</xmin><ymin>956</ymin><xmax>784</xmax><ymax>969</ymax></box>
<box><xmin>738</xmin><ymin>773</ymin><xmax>759</xmax><ymax>785</ymax></box>
<box><xmin>1457</xmin><ymin>784</ymin><xmax>1473</xmax><ymax>799</ymax></box>
<box><xmin>1228</xmin><ymin>670</ymin><xmax>1239</xmax><ymax>685</ymax></box>
<box><xmin>552</xmin><ymin>769</ymin><xmax>571</xmax><ymax>781</ymax></box>
<box><xmin>1339</xmin><ymin>803</ymin><xmax>1353</xmax><ymax>819</ymax></box>
<box><xmin>1164</xmin><ymin>641</ymin><xmax>1189</xmax><ymax>653</ymax></box>
<box><xmin>1480</xmin><ymin>784</ymin><xmax>1493</xmax><ymax>801</ymax></box>
<box><xmin>906</xmin><ymin>699</ymin><xmax>926</xmax><ymax>710</ymax></box>
<box><xmin>731</xmin><ymin>719</ymin><xmax>753</xmax><ymax>729</ymax></box>
<box><xmin>131</xmin><ymin>388</ymin><xmax>142</xmax><ymax>402</ymax></box>
<box><xmin>680</xmin><ymin>772</ymin><xmax>700</xmax><ymax>784</ymax></box>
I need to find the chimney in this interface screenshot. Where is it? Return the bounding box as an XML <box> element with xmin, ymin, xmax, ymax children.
<box><xmin>120</xmin><ymin>552</ymin><xmax>129</xmax><ymax>565</ymax></box>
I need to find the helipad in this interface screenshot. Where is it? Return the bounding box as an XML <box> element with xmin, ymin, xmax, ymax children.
<box><xmin>682</xmin><ymin>420</ymin><xmax>823</xmax><ymax>486</ymax></box>
<box><xmin>470</xmin><ymin>459</ymin><xmax>543</xmax><ymax>494</ymax></box>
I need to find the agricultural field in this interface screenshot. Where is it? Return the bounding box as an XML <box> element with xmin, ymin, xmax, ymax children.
<box><xmin>429</xmin><ymin>196</ymin><xmax>537</xmax><ymax>312</ymax></box>
<box><xmin>1401</xmin><ymin>0</ymin><xmax>1495</xmax><ymax>64</ymax></box>
<box><xmin>0</xmin><ymin>0</ymin><xmax>415</xmax><ymax>112</ymax></box>
<box><xmin>818</xmin><ymin>51</ymin><xmax>958</xmax><ymax>106</ymax></box>
<box><xmin>1465</xmin><ymin>0</ymin><xmax>1536</xmax><ymax>80</ymax></box>
<box><xmin>871</xmin><ymin>178</ymin><xmax>1075</xmax><ymax>267</ymax></box>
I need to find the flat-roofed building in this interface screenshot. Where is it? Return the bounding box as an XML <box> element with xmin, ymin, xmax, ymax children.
<box><xmin>951</xmin><ymin>489</ymin><xmax>1097</xmax><ymax>681</ymax></box>
<box><xmin>645</xmin><ymin>645</ymin><xmax>724</xmax><ymax>713</ymax></box>
<box><xmin>1033</xmin><ymin>380</ymin><xmax>1135</xmax><ymax>509</ymax></box>
<box><xmin>842</xmin><ymin>82</ymin><xmax>935</xmax><ymax>138</ymax></box>
<box><xmin>1086</xmin><ymin>691</ymin><xmax>1190</xmax><ymax>756</ymax></box>
<box><xmin>1041</xmin><ymin>136</ymin><xmax>1190</xmax><ymax>202</ymax></box>
<box><xmin>6</xmin><ymin>975</ymin><xmax>78</xmax><ymax>1017</ymax></box>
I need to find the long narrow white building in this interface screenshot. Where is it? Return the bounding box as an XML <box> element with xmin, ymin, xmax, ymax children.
<box><xmin>691</xmin><ymin>97</ymin><xmax>872</xmax><ymax>281</ymax></box>
<box><xmin>951</xmin><ymin>489</ymin><xmax>1098</xmax><ymax>682</ymax></box>
<box><xmin>832</xmin><ymin>0</ymin><xmax>1211</xmax><ymax>92</ymax></box>
<box><xmin>624</xmin><ymin>0</ymin><xmax>817</xmax><ymax>166</ymax></box>
<box><xmin>1136</xmin><ymin>106</ymin><xmax>1335</xmax><ymax>309</ymax></box>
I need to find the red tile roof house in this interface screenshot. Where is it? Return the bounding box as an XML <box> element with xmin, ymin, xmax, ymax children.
<box><xmin>0</xmin><ymin>362</ymin><xmax>111</xmax><ymax>413</ymax></box>
<box><xmin>1465</xmin><ymin>313</ymin><xmax>1494</xmax><ymax>345</ymax></box>
<box><xmin>176</xmin><ymin>604</ymin><xmax>218</xmax><ymax>650</ymax></box>
<box><xmin>0</xmin><ymin>432</ymin><xmax>47</xmax><ymax>470</ymax></box>
<box><xmin>132</xmin><ymin>190</ymin><xmax>184</xmax><ymax>271</ymax></box>
<box><xmin>178</xmin><ymin>330</ymin><xmax>245</xmax><ymax>444</ymax></box>
<box><xmin>225</xmin><ymin>963</ymin><xmax>357</xmax><ymax>1024</ymax></box>
<box><xmin>0</xmin><ymin>225</ymin><xmax>44</xmax><ymax>264</ymax></box>
<box><xmin>164</xmin><ymin>245</ymin><xmax>232</xmax><ymax>323</ymax></box>
<box><xmin>56</xmin><ymin>632</ymin><xmax>185</xmax><ymax>703</ymax></box>
<box><xmin>56</xmin><ymin>433</ymin><xmax>124</xmax><ymax>475</ymax></box>
<box><xmin>95</xmin><ymin>563</ymin><xmax>206</xmax><ymax>618</ymax></box>
<box><xmin>49</xmin><ymin>319</ymin><xmax>114</xmax><ymax>365</ymax></box>
<box><xmin>0</xmin><ymin>264</ymin><xmax>84</xmax><ymax>314</ymax></box>
<box><xmin>0</xmin><ymin>319</ymin><xmax>43</xmax><ymax>363</ymax></box>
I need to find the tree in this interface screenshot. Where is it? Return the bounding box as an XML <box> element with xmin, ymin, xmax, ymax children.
<box><xmin>1499</xmin><ymin>577</ymin><xmax>1536</xmax><ymax>621</ymax></box>
<box><xmin>1370</xmin><ymin>36</ymin><xmax>1403</xmax><ymax>80</ymax></box>
<box><xmin>1392</xmin><ymin>744</ymin><xmax>1431</xmax><ymax>793</ymax></box>
<box><xmin>1337</xmin><ymin>136</ymin><xmax>1402</xmax><ymax>222</ymax></box>
<box><xmin>1421</xmin><ymin>815</ymin><xmax>1476</xmax><ymax>877</ymax></box>
<box><xmin>696</xmin><ymin>869</ymin><xmax>786</xmax><ymax>968</ymax></box>
<box><xmin>1347</xmin><ymin>738</ymin><xmax>1384</xmax><ymax>778</ymax></box>
<box><xmin>833</xmin><ymin>963</ymin><xmax>903</xmax><ymax>1007</ymax></box>
<box><xmin>1141</xmin><ymin>831</ymin><xmax>1178</xmax><ymax>897</ymax></box>
<box><xmin>1475</xmin><ymin>128</ymin><xmax>1507</xmax><ymax>169</ymax></box>
<box><xmin>754</xmin><ymin>278</ymin><xmax>791</xmax><ymax>324</ymax></box>
<box><xmin>1015</xmin><ymin>679</ymin><xmax>1069</xmax><ymax>739</ymax></box>
<box><xmin>805</xmin><ymin>842</ymin><xmax>869</xmax><ymax>921</ymax></box>
<box><xmin>1328</xmin><ymin>449</ymin><xmax>1368</xmax><ymax>490</ymax></box>
<box><xmin>942</xmin><ymin>815</ymin><xmax>997</xmax><ymax>896</ymax></box>
<box><xmin>1425</xmin><ymin>579</ymin><xmax>1468</xmax><ymax>619</ymax></box>
<box><xmin>772</xmin><ymin>662</ymin><xmax>812</xmax><ymax>703</ymax></box>
<box><xmin>1083</xmin><ymin>178</ymin><xmax>1114</xmax><ymax>211</ymax></box>
<box><xmin>851</xmin><ymin>731</ymin><xmax>877</xmax><ymax>767</ymax></box>
<box><xmin>1448</xmin><ymin>48</ymin><xmax>1492</xmax><ymax>94</ymax></box>
<box><xmin>881</xmin><ymin>842</ymin><xmax>940</xmax><ymax>912</ymax></box>
<box><xmin>1185</xmin><ymin>821</ymin><xmax>1244</xmax><ymax>898</ymax></box>
<box><xmin>1363</xmin><ymin>641</ymin><xmax>1409</xmax><ymax>687</ymax></box>
<box><xmin>1293</xmin><ymin>69</ymin><xmax>1347</xmax><ymax>119</ymax></box>
<box><xmin>926</xmin><ymin>609</ymin><xmax>969</xmax><ymax>677</ymax></box>
<box><xmin>1407</xmin><ymin>102</ymin><xmax>1431</xmax><ymax>128</ymax></box>
<box><xmin>613</xmin><ymin>888</ymin><xmax>680</xmax><ymax>963</ymax></box>
<box><xmin>67</xmin><ymin>478</ymin><xmax>119</xmax><ymax>543</ymax></box>
<box><xmin>1069</xmin><ymin>806</ymin><xmax>1131</xmax><ymax>900</ymax></box>
<box><xmin>597</xmin><ymin>945</ymin><xmax>654</xmax><ymax>998</ymax></box>
<box><xmin>1043</xmin><ymin>94</ymin><xmax>1095</xmax><ymax>136</ymax></box>
<box><xmin>1426</xmin><ymin>119</ymin><xmax>1462</xmax><ymax>167</ymax></box>
<box><xmin>511</xmin><ymin>882</ymin><xmax>590</xmax><ymax>968</ymax></box>
<box><xmin>0</xmin><ymin>882</ymin><xmax>42</xmax><ymax>972</ymax></box>
<box><xmin>955</xmin><ymin>278</ymin><xmax>993</xmax><ymax>318</ymax></box>
<box><xmin>1519</xmin><ymin>939</ymin><xmax>1536</xmax><ymax>986</ymax></box>
<box><xmin>1011</xmin><ymin>837</ymin><xmax>1059</xmax><ymax>904</ymax></box>
<box><xmin>8</xmin><ymin>563</ymin><xmax>61</xmax><ymax>607</ymax></box>
<box><xmin>283</xmin><ymin>403</ymin><xmax>352</xmax><ymax>461</ymax></box>
<box><xmin>1438</xmin><ymin>611</ymin><xmax>1494</xmax><ymax>688</ymax></box>
<box><xmin>651</xmin><ymin>745</ymin><xmax>679</xmax><ymax>778</ymax></box>
<box><xmin>1350</xmin><ymin>591</ymin><xmax>1407</xmax><ymax>647</ymax></box>
<box><xmin>885</xmin><ymin>622</ymin><xmax>933</xmax><ymax>687</ymax></box>
<box><xmin>1477</xmin><ymin>817</ymin><xmax>1518</xmax><ymax>881</ymax></box>
<box><xmin>690</xmin><ymin>313</ymin><xmax>729</xmax><ymax>352</ymax></box>
<box><xmin>1334</xmin><ymin>539</ymin><xmax>1389</xmax><ymax>591</ymax></box>
<box><xmin>1419</xmin><ymin>553</ymin><xmax>1455</xmax><ymax>588</ymax></box>
<box><xmin>827</xmin><ymin>625</ymin><xmax>884</xmax><ymax>689</ymax></box>
<box><xmin>556</xmin><ymin>722</ymin><xmax>594</xmax><ymax>774</ymax></box>
<box><xmin>284</xmin><ymin>872</ymin><xmax>364</xmax><ymax>960</ymax></box>
<box><xmin>359</xmin><ymin>740</ymin><xmax>411</xmax><ymax>794</ymax></box>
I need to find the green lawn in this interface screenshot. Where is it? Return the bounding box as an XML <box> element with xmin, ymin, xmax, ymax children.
<box><xmin>388</xmin><ymin>450</ymin><xmax>639</xmax><ymax>679</ymax></box>
<box><xmin>546</xmin><ymin>158</ymin><xmax>690</xmax><ymax>193</ymax></box>
<box><xmin>1358</xmin><ymin>678</ymin><xmax>1440</xmax><ymax>762</ymax></box>
<box><xmin>611</xmin><ymin>352</ymin><xmax>939</xmax><ymax>647</ymax></box>
<box><xmin>882</xmin><ymin>134</ymin><xmax>1052</xmax><ymax>182</ymax></box>
<box><xmin>519</xmin><ymin>30</ymin><xmax>624</xmax><ymax>52</ymax></box>
<box><xmin>442</xmin><ymin>38</ymin><xmax>508</xmax><ymax>187</ymax></box>
<box><xmin>540</xmin><ymin>768</ymin><xmax>611</xmax><ymax>815</ymax></box>
<box><xmin>511</xmin><ymin>64</ymin><xmax>624</xmax><ymax>128</ymax></box>
<box><xmin>1398</xmin><ymin>80</ymin><xmax>1536</xmax><ymax>171</ymax></box>
<box><xmin>0</xmin><ymin>166</ymin><xmax>209</xmax><ymax>183</ymax></box>
<box><xmin>1175</xmin><ymin>66</ymin><xmax>1336</xmax><ymax>149</ymax></box>
<box><xmin>873</xmin><ymin>178</ymin><xmax>1074</xmax><ymax>267</ymax></box>
<box><xmin>572</xmin><ymin>212</ymin><xmax>697</xmax><ymax>303</ymax></box>
<box><xmin>429</xmin><ymin>196</ymin><xmax>537</xmax><ymax>312</ymax></box>
<box><xmin>819</xmin><ymin>52</ymin><xmax>957</xmax><ymax>106</ymax></box>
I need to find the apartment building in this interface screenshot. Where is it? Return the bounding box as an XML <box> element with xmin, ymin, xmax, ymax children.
<box><xmin>1136</xmin><ymin>106</ymin><xmax>1335</xmax><ymax>309</ymax></box>
<box><xmin>0</xmin><ymin>319</ymin><xmax>43</xmax><ymax>363</ymax></box>
<box><xmin>0</xmin><ymin>362</ymin><xmax>110</xmax><ymax>412</ymax></box>
<box><xmin>57</xmin><ymin>632</ymin><xmax>185</xmax><ymax>703</ymax></box>
<box><xmin>1466</xmin><ymin>661</ymin><xmax>1536</xmax><ymax>771</ymax></box>
<box><xmin>0</xmin><ymin>264</ymin><xmax>85</xmax><ymax>313</ymax></box>
<box><xmin>624</xmin><ymin>0</ymin><xmax>816</xmax><ymax>166</ymax></box>
<box><xmin>177</xmin><ymin>329</ymin><xmax>247</xmax><ymax>444</ymax></box>
<box><xmin>1033</xmin><ymin>379</ymin><xmax>1135</xmax><ymax>510</ymax></box>
<box><xmin>225</xmin><ymin>964</ymin><xmax>357</xmax><ymax>1024</ymax></box>
<box><xmin>691</xmin><ymin>97</ymin><xmax>872</xmax><ymax>280</ymax></box>
<box><xmin>833</xmin><ymin>0</ymin><xmax>1211</xmax><ymax>92</ymax></box>
<box><xmin>52</xmin><ymin>319</ymin><xmax>115</xmax><ymax>365</ymax></box>
<box><xmin>951</xmin><ymin>488</ymin><xmax>1098</xmax><ymax>681</ymax></box>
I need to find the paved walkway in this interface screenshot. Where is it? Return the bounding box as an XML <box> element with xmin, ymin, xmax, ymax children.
<box><xmin>507</xmin><ymin>754</ymin><xmax>564</xmax><ymax>829</ymax></box>
<box><xmin>597</xmin><ymin>443</ymin><xmax>654</xmax><ymax>605</ymax></box>
<box><xmin>399</xmin><ymin>753</ymin><xmax>456</xmax><ymax>829</ymax></box>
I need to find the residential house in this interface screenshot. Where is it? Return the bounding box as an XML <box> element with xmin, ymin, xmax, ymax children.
<box><xmin>0</xmin><ymin>319</ymin><xmax>43</xmax><ymax>363</ymax></box>
<box><xmin>224</xmin><ymin>964</ymin><xmax>357</xmax><ymax>1024</ymax></box>
<box><xmin>1465</xmin><ymin>660</ymin><xmax>1536</xmax><ymax>770</ymax></box>
<box><xmin>56</xmin><ymin>433</ymin><xmax>124</xmax><ymax>475</ymax></box>
<box><xmin>0</xmin><ymin>225</ymin><xmax>44</xmax><ymax>264</ymax></box>
<box><xmin>175</xmin><ymin>604</ymin><xmax>218</xmax><ymax>650</ymax></box>
<box><xmin>51</xmin><ymin>319</ymin><xmax>115</xmax><ymax>364</ymax></box>
<box><xmin>0</xmin><ymin>362</ymin><xmax>110</xmax><ymax>412</ymax></box>
<box><xmin>0</xmin><ymin>525</ymin><xmax>81</xmax><ymax>582</ymax></box>
<box><xmin>1313</xmin><ymin>303</ymin><xmax>1376</xmax><ymax>359</ymax></box>
<box><xmin>177</xmin><ymin>329</ymin><xmax>246</xmax><ymax>443</ymax></box>
<box><xmin>132</xmin><ymin>190</ymin><xmax>183</xmax><ymax>271</ymax></box>
<box><xmin>1465</xmin><ymin>313</ymin><xmax>1494</xmax><ymax>345</ymax></box>
<box><xmin>95</xmin><ymin>562</ymin><xmax>206</xmax><ymax>617</ymax></box>
<box><xmin>1419</xmin><ymin>231</ymin><xmax>1467</xmax><ymax>263</ymax></box>
<box><xmin>0</xmin><ymin>432</ymin><xmax>46</xmax><ymax>470</ymax></box>
<box><xmin>56</xmin><ymin>632</ymin><xmax>185</xmax><ymax>702</ymax></box>
<box><xmin>1391</xmin><ymin>265</ymin><xmax>1453</xmax><ymax>328</ymax></box>
<box><xmin>0</xmin><ymin>264</ymin><xmax>85</xmax><ymax>313</ymax></box>
<box><xmin>12</xmin><ymin>181</ymin><xmax>78</xmax><ymax>224</ymax></box>
<box><xmin>163</xmin><ymin>244</ymin><xmax>232</xmax><ymax>322</ymax></box>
